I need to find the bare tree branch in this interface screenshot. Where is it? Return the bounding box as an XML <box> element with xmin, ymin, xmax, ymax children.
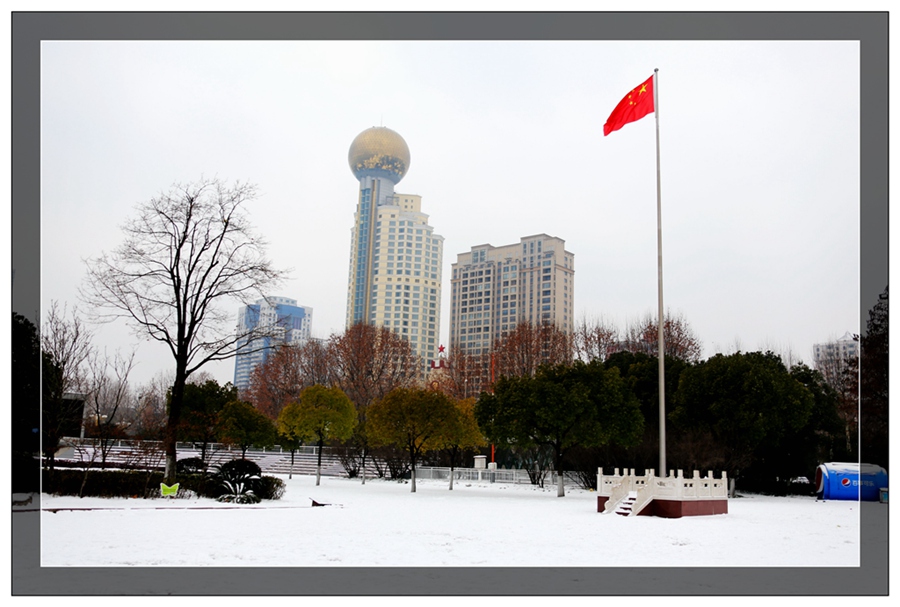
<box><xmin>80</xmin><ymin>178</ymin><xmax>289</xmax><ymax>482</ymax></box>
<box><xmin>41</xmin><ymin>301</ymin><xmax>94</xmax><ymax>468</ymax></box>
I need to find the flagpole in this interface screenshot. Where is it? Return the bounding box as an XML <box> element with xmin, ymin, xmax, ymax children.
<box><xmin>654</xmin><ymin>67</ymin><xmax>667</xmax><ymax>478</ymax></box>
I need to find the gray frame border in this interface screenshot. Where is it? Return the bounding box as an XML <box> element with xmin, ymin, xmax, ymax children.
<box><xmin>12</xmin><ymin>11</ymin><xmax>888</xmax><ymax>596</ymax></box>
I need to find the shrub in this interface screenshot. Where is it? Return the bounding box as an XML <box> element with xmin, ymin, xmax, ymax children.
<box><xmin>256</xmin><ymin>475</ymin><xmax>286</xmax><ymax>500</ymax></box>
<box><xmin>213</xmin><ymin>466</ymin><xmax>261</xmax><ymax>504</ymax></box>
<box><xmin>176</xmin><ymin>457</ymin><xmax>207</xmax><ymax>474</ymax></box>
<box><xmin>43</xmin><ymin>469</ymin><xmax>165</xmax><ymax>498</ymax></box>
<box><xmin>217</xmin><ymin>483</ymin><xmax>261</xmax><ymax>504</ymax></box>
<box><xmin>218</xmin><ymin>458</ymin><xmax>262</xmax><ymax>477</ymax></box>
<box><xmin>177</xmin><ymin>472</ymin><xmax>222</xmax><ymax>499</ymax></box>
<box><xmin>42</xmin><ymin>467</ymin><xmax>284</xmax><ymax>501</ymax></box>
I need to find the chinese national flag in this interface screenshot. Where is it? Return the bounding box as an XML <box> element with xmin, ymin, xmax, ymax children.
<box><xmin>603</xmin><ymin>75</ymin><xmax>654</xmax><ymax>136</ymax></box>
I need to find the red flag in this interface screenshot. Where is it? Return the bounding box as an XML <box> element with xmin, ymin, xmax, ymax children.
<box><xmin>603</xmin><ymin>75</ymin><xmax>654</xmax><ymax>136</ymax></box>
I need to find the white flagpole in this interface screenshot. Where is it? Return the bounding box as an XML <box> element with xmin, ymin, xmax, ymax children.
<box><xmin>654</xmin><ymin>68</ymin><xmax>667</xmax><ymax>478</ymax></box>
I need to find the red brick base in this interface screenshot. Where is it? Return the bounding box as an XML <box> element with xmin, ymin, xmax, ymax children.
<box><xmin>597</xmin><ymin>495</ymin><xmax>727</xmax><ymax>517</ymax></box>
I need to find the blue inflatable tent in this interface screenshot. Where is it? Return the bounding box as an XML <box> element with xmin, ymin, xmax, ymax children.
<box><xmin>815</xmin><ymin>462</ymin><xmax>888</xmax><ymax>501</ymax></box>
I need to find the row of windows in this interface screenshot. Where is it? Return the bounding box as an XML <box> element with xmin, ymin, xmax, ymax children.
<box><xmin>380</xmin><ymin>284</ymin><xmax>438</xmax><ymax>293</ymax></box>
<box><xmin>382</xmin><ymin>232</ymin><xmax>430</xmax><ymax>242</ymax></box>
<box><xmin>376</xmin><ymin>219</ymin><xmax>421</xmax><ymax>228</ymax></box>
<box><xmin>378</xmin><ymin>296</ymin><xmax>437</xmax><ymax>305</ymax></box>
<box><xmin>376</xmin><ymin>305</ymin><xmax>438</xmax><ymax>315</ymax></box>
<box><xmin>458</xmin><ymin>268</ymin><xmax>495</xmax><ymax>279</ymax></box>
<box><xmin>375</xmin><ymin>269</ymin><xmax>440</xmax><ymax>278</ymax></box>
<box><xmin>376</xmin><ymin>253</ymin><xmax>438</xmax><ymax>262</ymax></box>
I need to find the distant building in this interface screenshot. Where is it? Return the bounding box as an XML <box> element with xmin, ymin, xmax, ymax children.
<box><xmin>813</xmin><ymin>331</ymin><xmax>859</xmax><ymax>366</ymax></box>
<box><xmin>345</xmin><ymin>126</ymin><xmax>444</xmax><ymax>374</ymax></box>
<box><xmin>233</xmin><ymin>296</ymin><xmax>312</xmax><ymax>393</ymax></box>
<box><xmin>449</xmin><ymin>234</ymin><xmax>575</xmax><ymax>357</ymax></box>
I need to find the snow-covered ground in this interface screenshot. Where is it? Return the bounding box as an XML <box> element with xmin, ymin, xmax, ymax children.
<box><xmin>33</xmin><ymin>473</ymin><xmax>864</xmax><ymax>568</ymax></box>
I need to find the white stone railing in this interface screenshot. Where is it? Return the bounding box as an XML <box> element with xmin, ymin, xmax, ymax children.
<box><xmin>600</xmin><ymin>468</ymin><xmax>652</xmax><ymax>513</ymax></box>
<box><xmin>630</xmin><ymin>478</ymin><xmax>661</xmax><ymax>515</ymax></box>
<box><xmin>599</xmin><ymin>468</ymin><xmax>728</xmax><ymax>514</ymax></box>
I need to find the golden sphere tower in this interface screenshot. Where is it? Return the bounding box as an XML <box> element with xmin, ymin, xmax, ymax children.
<box><xmin>348</xmin><ymin>126</ymin><xmax>411</xmax><ymax>184</ymax></box>
<box><xmin>345</xmin><ymin>126</ymin><xmax>444</xmax><ymax>378</ymax></box>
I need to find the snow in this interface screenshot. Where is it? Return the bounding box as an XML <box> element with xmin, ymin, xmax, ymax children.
<box><xmin>33</xmin><ymin>474</ymin><xmax>863</xmax><ymax>568</ymax></box>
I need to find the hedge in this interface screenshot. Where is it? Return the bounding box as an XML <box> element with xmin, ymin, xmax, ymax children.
<box><xmin>42</xmin><ymin>469</ymin><xmax>285</xmax><ymax>500</ymax></box>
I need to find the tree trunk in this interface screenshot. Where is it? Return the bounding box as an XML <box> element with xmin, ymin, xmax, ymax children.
<box><xmin>360</xmin><ymin>446</ymin><xmax>367</xmax><ymax>485</ymax></box>
<box><xmin>289</xmin><ymin>449</ymin><xmax>295</xmax><ymax>479</ymax></box>
<box><xmin>164</xmin><ymin>365</ymin><xmax>188</xmax><ymax>484</ymax></box>
<box><xmin>556</xmin><ymin>448</ymin><xmax>565</xmax><ymax>497</ymax></box>
<box><xmin>409</xmin><ymin>444</ymin><xmax>420</xmax><ymax>493</ymax></box>
<box><xmin>448</xmin><ymin>446</ymin><xmax>457</xmax><ymax>490</ymax></box>
<box><xmin>79</xmin><ymin>467</ymin><xmax>90</xmax><ymax>498</ymax></box>
<box><xmin>316</xmin><ymin>439</ymin><xmax>323</xmax><ymax>486</ymax></box>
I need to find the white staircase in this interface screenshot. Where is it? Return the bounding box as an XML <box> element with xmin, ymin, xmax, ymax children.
<box><xmin>598</xmin><ymin>468</ymin><xmax>729</xmax><ymax>518</ymax></box>
<box><xmin>614</xmin><ymin>491</ymin><xmax>638</xmax><ymax>516</ymax></box>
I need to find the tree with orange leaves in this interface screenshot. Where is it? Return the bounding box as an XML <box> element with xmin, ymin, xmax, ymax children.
<box><xmin>328</xmin><ymin>323</ymin><xmax>420</xmax><ymax>482</ymax></box>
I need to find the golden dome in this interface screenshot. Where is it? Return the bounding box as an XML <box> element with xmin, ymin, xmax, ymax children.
<box><xmin>348</xmin><ymin>126</ymin><xmax>410</xmax><ymax>184</ymax></box>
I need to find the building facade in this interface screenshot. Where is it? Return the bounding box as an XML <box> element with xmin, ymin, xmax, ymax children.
<box><xmin>345</xmin><ymin>126</ymin><xmax>443</xmax><ymax>372</ymax></box>
<box><xmin>449</xmin><ymin>234</ymin><xmax>575</xmax><ymax>357</ymax></box>
<box><xmin>813</xmin><ymin>331</ymin><xmax>860</xmax><ymax>367</ymax></box>
<box><xmin>233</xmin><ymin>296</ymin><xmax>313</xmax><ymax>393</ymax></box>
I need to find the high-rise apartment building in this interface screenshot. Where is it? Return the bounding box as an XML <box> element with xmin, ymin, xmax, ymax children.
<box><xmin>449</xmin><ymin>234</ymin><xmax>575</xmax><ymax>356</ymax></box>
<box><xmin>233</xmin><ymin>296</ymin><xmax>313</xmax><ymax>393</ymax></box>
<box><xmin>345</xmin><ymin>126</ymin><xmax>443</xmax><ymax>371</ymax></box>
<box><xmin>813</xmin><ymin>331</ymin><xmax>860</xmax><ymax>366</ymax></box>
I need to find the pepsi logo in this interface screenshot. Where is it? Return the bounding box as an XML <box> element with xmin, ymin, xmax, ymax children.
<box><xmin>841</xmin><ymin>478</ymin><xmax>851</xmax><ymax>487</ymax></box>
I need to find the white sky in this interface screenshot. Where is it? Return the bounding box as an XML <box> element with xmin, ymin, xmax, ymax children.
<box><xmin>40</xmin><ymin>39</ymin><xmax>861</xmax><ymax>388</ymax></box>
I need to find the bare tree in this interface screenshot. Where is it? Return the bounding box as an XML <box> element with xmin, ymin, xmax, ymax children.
<box><xmin>621</xmin><ymin>309</ymin><xmax>702</xmax><ymax>363</ymax></box>
<box><xmin>81</xmin><ymin>178</ymin><xmax>288</xmax><ymax>482</ymax></box>
<box><xmin>245</xmin><ymin>339</ymin><xmax>333</xmax><ymax>420</ymax></box>
<box><xmin>246</xmin><ymin>345</ymin><xmax>306</xmax><ymax>420</ymax></box>
<box><xmin>762</xmin><ymin>341</ymin><xmax>800</xmax><ymax>370</ymax></box>
<box><xmin>295</xmin><ymin>339</ymin><xmax>334</xmax><ymax>387</ymax></box>
<box><xmin>41</xmin><ymin>301</ymin><xmax>94</xmax><ymax>469</ymax></box>
<box><xmin>573</xmin><ymin>314</ymin><xmax>620</xmax><ymax>363</ymax></box>
<box><xmin>492</xmin><ymin>320</ymin><xmax>572</xmax><ymax>380</ymax></box>
<box><xmin>432</xmin><ymin>348</ymin><xmax>490</xmax><ymax>400</ymax></box>
<box><xmin>329</xmin><ymin>323</ymin><xmax>420</xmax><ymax>483</ymax></box>
<box><xmin>83</xmin><ymin>349</ymin><xmax>136</xmax><ymax>467</ymax></box>
<box><xmin>126</xmin><ymin>370</ymin><xmax>172</xmax><ymax>441</ymax></box>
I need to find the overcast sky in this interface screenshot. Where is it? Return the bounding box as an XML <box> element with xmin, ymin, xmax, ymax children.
<box><xmin>40</xmin><ymin>39</ymin><xmax>860</xmax><ymax>388</ymax></box>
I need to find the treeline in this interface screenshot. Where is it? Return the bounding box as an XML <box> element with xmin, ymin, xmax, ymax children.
<box><xmin>238</xmin><ymin>318</ymin><xmax>865</xmax><ymax>497</ymax></box>
<box><xmin>17</xmin><ymin>289</ymin><xmax>887</xmax><ymax>498</ymax></box>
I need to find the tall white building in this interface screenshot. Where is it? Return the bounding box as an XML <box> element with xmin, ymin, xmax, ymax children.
<box><xmin>813</xmin><ymin>331</ymin><xmax>860</xmax><ymax>365</ymax></box>
<box><xmin>449</xmin><ymin>234</ymin><xmax>575</xmax><ymax>356</ymax></box>
<box><xmin>345</xmin><ymin>126</ymin><xmax>443</xmax><ymax>372</ymax></box>
<box><xmin>233</xmin><ymin>296</ymin><xmax>313</xmax><ymax>393</ymax></box>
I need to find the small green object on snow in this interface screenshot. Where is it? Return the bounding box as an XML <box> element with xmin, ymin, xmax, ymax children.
<box><xmin>160</xmin><ymin>483</ymin><xmax>179</xmax><ymax>497</ymax></box>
